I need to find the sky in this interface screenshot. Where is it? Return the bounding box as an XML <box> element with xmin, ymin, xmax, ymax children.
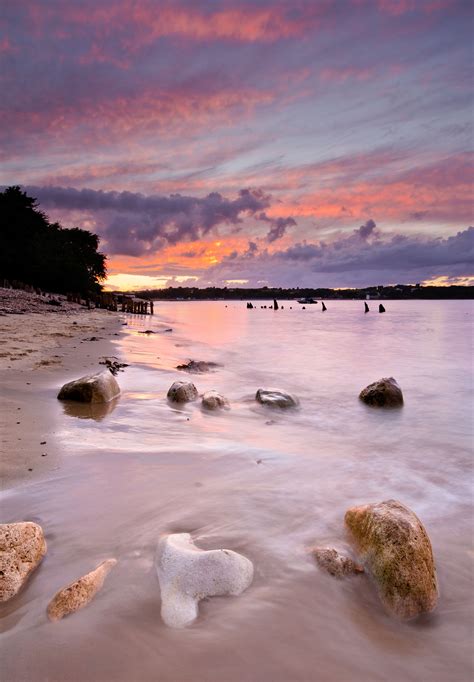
<box><xmin>1</xmin><ymin>0</ymin><xmax>473</xmax><ymax>290</ymax></box>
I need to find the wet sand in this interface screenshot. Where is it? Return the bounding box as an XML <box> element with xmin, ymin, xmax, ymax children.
<box><xmin>0</xmin><ymin>295</ymin><xmax>122</xmax><ymax>487</ymax></box>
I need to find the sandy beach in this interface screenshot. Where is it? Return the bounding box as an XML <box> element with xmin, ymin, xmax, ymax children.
<box><xmin>0</xmin><ymin>288</ymin><xmax>122</xmax><ymax>487</ymax></box>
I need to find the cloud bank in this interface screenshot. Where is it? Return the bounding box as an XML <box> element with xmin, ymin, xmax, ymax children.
<box><xmin>23</xmin><ymin>185</ymin><xmax>295</xmax><ymax>255</ymax></box>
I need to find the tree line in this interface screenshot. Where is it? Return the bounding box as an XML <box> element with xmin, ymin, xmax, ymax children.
<box><xmin>0</xmin><ymin>186</ymin><xmax>106</xmax><ymax>295</ymax></box>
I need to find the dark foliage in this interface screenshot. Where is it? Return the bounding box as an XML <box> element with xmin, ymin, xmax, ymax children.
<box><xmin>0</xmin><ymin>186</ymin><xmax>106</xmax><ymax>294</ymax></box>
<box><xmin>134</xmin><ymin>284</ymin><xmax>473</xmax><ymax>301</ymax></box>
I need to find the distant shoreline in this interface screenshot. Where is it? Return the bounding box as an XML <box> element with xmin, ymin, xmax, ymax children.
<box><xmin>112</xmin><ymin>284</ymin><xmax>474</xmax><ymax>302</ymax></box>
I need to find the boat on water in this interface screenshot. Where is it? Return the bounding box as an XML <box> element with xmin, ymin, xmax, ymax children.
<box><xmin>297</xmin><ymin>297</ymin><xmax>318</xmax><ymax>304</ymax></box>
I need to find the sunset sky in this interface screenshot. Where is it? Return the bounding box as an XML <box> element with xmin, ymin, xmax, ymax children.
<box><xmin>1</xmin><ymin>0</ymin><xmax>472</xmax><ymax>289</ymax></box>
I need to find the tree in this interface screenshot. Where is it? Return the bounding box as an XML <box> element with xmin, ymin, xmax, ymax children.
<box><xmin>0</xmin><ymin>186</ymin><xmax>107</xmax><ymax>294</ymax></box>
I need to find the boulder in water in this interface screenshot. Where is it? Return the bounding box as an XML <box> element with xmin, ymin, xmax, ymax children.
<box><xmin>167</xmin><ymin>381</ymin><xmax>198</xmax><ymax>403</ymax></box>
<box><xmin>156</xmin><ymin>533</ymin><xmax>253</xmax><ymax>628</ymax></box>
<box><xmin>0</xmin><ymin>522</ymin><xmax>47</xmax><ymax>602</ymax></box>
<box><xmin>359</xmin><ymin>377</ymin><xmax>403</xmax><ymax>407</ymax></box>
<box><xmin>58</xmin><ymin>370</ymin><xmax>120</xmax><ymax>404</ymax></box>
<box><xmin>202</xmin><ymin>390</ymin><xmax>230</xmax><ymax>410</ymax></box>
<box><xmin>47</xmin><ymin>559</ymin><xmax>117</xmax><ymax>621</ymax></box>
<box><xmin>312</xmin><ymin>547</ymin><xmax>363</xmax><ymax>577</ymax></box>
<box><xmin>256</xmin><ymin>388</ymin><xmax>299</xmax><ymax>408</ymax></box>
<box><xmin>345</xmin><ymin>499</ymin><xmax>439</xmax><ymax>620</ymax></box>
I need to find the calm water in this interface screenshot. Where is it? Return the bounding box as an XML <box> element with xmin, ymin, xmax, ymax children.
<box><xmin>1</xmin><ymin>300</ymin><xmax>473</xmax><ymax>681</ymax></box>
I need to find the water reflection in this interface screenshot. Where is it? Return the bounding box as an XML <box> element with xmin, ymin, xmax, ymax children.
<box><xmin>61</xmin><ymin>397</ymin><xmax>119</xmax><ymax>421</ymax></box>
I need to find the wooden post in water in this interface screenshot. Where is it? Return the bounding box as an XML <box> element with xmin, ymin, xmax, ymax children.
<box><xmin>150</xmin><ymin>301</ymin><xmax>154</xmax><ymax>315</ymax></box>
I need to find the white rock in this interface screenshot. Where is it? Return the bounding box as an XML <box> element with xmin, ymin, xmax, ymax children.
<box><xmin>202</xmin><ymin>390</ymin><xmax>230</xmax><ymax>410</ymax></box>
<box><xmin>58</xmin><ymin>370</ymin><xmax>120</xmax><ymax>404</ymax></box>
<box><xmin>167</xmin><ymin>381</ymin><xmax>198</xmax><ymax>403</ymax></box>
<box><xmin>0</xmin><ymin>522</ymin><xmax>47</xmax><ymax>602</ymax></box>
<box><xmin>255</xmin><ymin>388</ymin><xmax>299</xmax><ymax>408</ymax></box>
<box><xmin>156</xmin><ymin>533</ymin><xmax>253</xmax><ymax>628</ymax></box>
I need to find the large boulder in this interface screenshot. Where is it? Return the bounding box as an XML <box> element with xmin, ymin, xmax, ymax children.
<box><xmin>345</xmin><ymin>500</ymin><xmax>438</xmax><ymax>619</ymax></box>
<box><xmin>58</xmin><ymin>370</ymin><xmax>120</xmax><ymax>404</ymax></box>
<box><xmin>255</xmin><ymin>388</ymin><xmax>299</xmax><ymax>408</ymax></box>
<box><xmin>202</xmin><ymin>390</ymin><xmax>230</xmax><ymax>410</ymax></box>
<box><xmin>0</xmin><ymin>522</ymin><xmax>47</xmax><ymax>602</ymax></box>
<box><xmin>167</xmin><ymin>381</ymin><xmax>198</xmax><ymax>403</ymax></box>
<box><xmin>156</xmin><ymin>533</ymin><xmax>254</xmax><ymax>628</ymax></box>
<box><xmin>359</xmin><ymin>377</ymin><xmax>403</xmax><ymax>407</ymax></box>
<box><xmin>47</xmin><ymin>559</ymin><xmax>117</xmax><ymax>621</ymax></box>
<box><xmin>312</xmin><ymin>547</ymin><xmax>363</xmax><ymax>578</ymax></box>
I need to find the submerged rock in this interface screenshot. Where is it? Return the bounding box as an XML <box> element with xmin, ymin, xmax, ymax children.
<box><xmin>47</xmin><ymin>559</ymin><xmax>117</xmax><ymax>621</ymax></box>
<box><xmin>167</xmin><ymin>381</ymin><xmax>198</xmax><ymax>403</ymax></box>
<box><xmin>359</xmin><ymin>377</ymin><xmax>403</xmax><ymax>408</ymax></box>
<box><xmin>156</xmin><ymin>533</ymin><xmax>253</xmax><ymax>628</ymax></box>
<box><xmin>255</xmin><ymin>388</ymin><xmax>299</xmax><ymax>408</ymax></box>
<box><xmin>345</xmin><ymin>499</ymin><xmax>439</xmax><ymax>620</ymax></box>
<box><xmin>58</xmin><ymin>370</ymin><xmax>120</xmax><ymax>404</ymax></box>
<box><xmin>202</xmin><ymin>390</ymin><xmax>230</xmax><ymax>410</ymax></box>
<box><xmin>312</xmin><ymin>548</ymin><xmax>363</xmax><ymax>577</ymax></box>
<box><xmin>0</xmin><ymin>522</ymin><xmax>47</xmax><ymax>602</ymax></box>
<box><xmin>176</xmin><ymin>360</ymin><xmax>220</xmax><ymax>373</ymax></box>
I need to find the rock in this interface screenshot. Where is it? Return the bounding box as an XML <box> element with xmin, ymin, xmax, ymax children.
<box><xmin>255</xmin><ymin>388</ymin><xmax>299</xmax><ymax>408</ymax></box>
<box><xmin>58</xmin><ymin>370</ymin><xmax>120</xmax><ymax>404</ymax></box>
<box><xmin>47</xmin><ymin>559</ymin><xmax>117</xmax><ymax>621</ymax></box>
<box><xmin>167</xmin><ymin>381</ymin><xmax>198</xmax><ymax>403</ymax></box>
<box><xmin>138</xmin><ymin>329</ymin><xmax>155</xmax><ymax>334</ymax></box>
<box><xmin>379</xmin><ymin>304</ymin><xmax>386</xmax><ymax>313</ymax></box>
<box><xmin>0</xmin><ymin>522</ymin><xmax>47</xmax><ymax>602</ymax></box>
<box><xmin>359</xmin><ymin>377</ymin><xmax>403</xmax><ymax>408</ymax></box>
<box><xmin>312</xmin><ymin>547</ymin><xmax>363</xmax><ymax>577</ymax></box>
<box><xmin>176</xmin><ymin>360</ymin><xmax>220</xmax><ymax>373</ymax></box>
<box><xmin>156</xmin><ymin>533</ymin><xmax>253</xmax><ymax>628</ymax></box>
<box><xmin>345</xmin><ymin>500</ymin><xmax>438</xmax><ymax>620</ymax></box>
<box><xmin>202</xmin><ymin>390</ymin><xmax>229</xmax><ymax>410</ymax></box>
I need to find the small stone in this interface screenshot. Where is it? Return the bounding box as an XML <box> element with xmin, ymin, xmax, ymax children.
<box><xmin>40</xmin><ymin>441</ymin><xmax>46</xmax><ymax>445</ymax></box>
<box><xmin>0</xmin><ymin>522</ymin><xmax>47</xmax><ymax>602</ymax></box>
<box><xmin>312</xmin><ymin>548</ymin><xmax>363</xmax><ymax>577</ymax></box>
<box><xmin>47</xmin><ymin>559</ymin><xmax>117</xmax><ymax>621</ymax></box>
<box><xmin>359</xmin><ymin>377</ymin><xmax>403</xmax><ymax>408</ymax></box>
<box><xmin>156</xmin><ymin>533</ymin><xmax>253</xmax><ymax>628</ymax></box>
<box><xmin>167</xmin><ymin>381</ymin><xmax>198</xmax><ymax>403</ymax></box>
<box><xmin>202</xmin><ymin>390</ymin><xmax>229</xmax><ymax>410</ymax></box>
<box><xmin>256</xmin><ymin>389</ymin><xmax>299</xmax><ymax>408</ymax></box>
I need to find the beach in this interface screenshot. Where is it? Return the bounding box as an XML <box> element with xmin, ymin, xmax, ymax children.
<box><xmin>0</xmin><ymin>296</ymin><xmax>472</xmax><ymax>681</ymax></box>
<box><xmin>0</xmin><ymin>289</ymin><xmax>121</xmax><ymax>487</ymax></box>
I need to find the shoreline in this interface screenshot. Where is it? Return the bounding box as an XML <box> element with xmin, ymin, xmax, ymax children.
<box><xmin>0</xmin><ymin>290</ymin><xmax>125</xmax><ymax>489</ymax></box>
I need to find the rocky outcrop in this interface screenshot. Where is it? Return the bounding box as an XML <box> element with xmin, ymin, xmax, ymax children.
<box><xmin>255</xmin><ymin>388</ymin><xmax>299</xmax><ymax>408</ymax></box>
<box><xmin>202</xmin><ymin>390</ymin><xmax>230</xmax><ymax>410</ymax></box>
<box><xmin>156</xmin><ymin>533</ymin><xmax>253</xmax><ymax>628</ymax></box>
<box><xmin>167</xmin><ymin>381</ymin><xmax>198</xmax><ymax>403</ymax></box>
<box><xmin>345</xmin><ymin>499</ymin><xmax>438</xmax><ymax>620</ymax></box>
<box><xmin>47</xmin><ymin>559</ymin><xmax>117</xmax><ymax>621</ymax></box>
<box><xmin>312</xmin><ymin>548</ymin><xmax>363</xmax><ymax>577</ymax></box>
<box><xmin>58</xmin><ymin>370</ymin><xmax>120</xmax><ymax>404</ymax></box>
<box><xmin>359</xmin><ymin>377</ymin><xmax>403</xmax><ymax>407</ymax></box>
<box><xmin>0</xmin><ymin>522</ymin><xmax>47</xmax><ymax>602</ymax></box>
